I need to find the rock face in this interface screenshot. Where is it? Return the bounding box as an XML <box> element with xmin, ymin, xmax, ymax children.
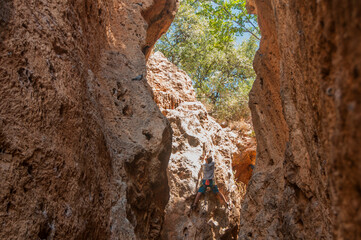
<box><xmin>232</xmin><ymin>140</ymin><xmax>256</xmax><ymax>186</ymax></box>
<box><xmin>240</xmin><ymin>0</ymin><xmax>361</xmax><ymax>239</ymax></box>
<box><xmin>147</xmin><ymin>52</ymin><xmax>254</xmax><ymax>240</ymax></box>
<box><xmin>161</xmin><ymin>102</ymin><xmax>241</xmax><ymax>240</ymax></box>
<box><xmin>0</xmin><ymin>1</ymin><xmax>177</xmax><ymax>239</ymax></box>
<box><xmin>146</xmin><ymin>52</ymin><xmax>197</xmax><ymax>111</ymax></box>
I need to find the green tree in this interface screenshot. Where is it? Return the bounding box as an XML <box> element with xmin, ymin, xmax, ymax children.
<box><xmin>196</xmin><ymin>0</ymin><xmax>260</xmax><ymax>42</ymax></box>
<box><xmin>155</xmin><ymin>0</ymin><xmax>259</xmax><ymax>121</ymax></box>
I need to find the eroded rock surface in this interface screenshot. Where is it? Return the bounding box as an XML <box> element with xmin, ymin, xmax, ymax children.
<box><xmin>147</xmin><ymin>52</ymin><xmax>255</xmax><ymax>240</ymax></box>
<box><xmin>0</xmin><ymin>1</ymin><xmax>177</xmax><ymax>239</ymax></box>
<box><xmin>240</xmin><ymin>0</ymin><xmax>361</xmax><ymax>239</ymax></box>
<box><xmin>232</xmin><ymin>140</ymin><xmax>256</xmax><ymax>186</ymax></box>
<box><xmin>147</xmin><ymin>52</ymin><xmax>196</xmax><ymax>111</ymax></box>
<box><xmin>162</xmin><ymin>102</ymin><xmax>242</xmax><ymax>240</ymax></box>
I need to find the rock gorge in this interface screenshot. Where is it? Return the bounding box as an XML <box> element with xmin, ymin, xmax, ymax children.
<box><xmin>147</xmin><ymin>52</ymin><xmax>256</xmax><ymax>239</ymax></box>
<box><xmin>0</xmin><ymin>0</ymin><xmax>360</xmax><ymax>240</ymax></box>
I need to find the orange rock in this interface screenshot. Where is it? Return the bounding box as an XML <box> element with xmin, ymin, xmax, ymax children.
<box><xmin>240</xmin><ymin>0</ymin><xmax>361</xmax><ymax>239</ymax></box>
<box><xmin>232</xmin><ymin>148</ymin><xmax>256</xmax><ymax>185</ymax></box>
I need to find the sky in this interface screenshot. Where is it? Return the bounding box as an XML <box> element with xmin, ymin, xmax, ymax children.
<box><xmin>235</xmin><ymin>32</ymin><xmax>252</xmax><ymax>45</ymax></box>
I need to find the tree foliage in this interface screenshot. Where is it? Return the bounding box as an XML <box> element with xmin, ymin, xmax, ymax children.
<box><xmin>155</xmin><ymin>0</ymin><xmax>259</xmax><ymax>122</ymax></box>
<box><xmin>196</xmin><ymin>0</ymin><xmax>260</xmax><ymax>42</ymax></box>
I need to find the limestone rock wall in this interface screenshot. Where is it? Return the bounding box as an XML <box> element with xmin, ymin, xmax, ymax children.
<box><xmin>240</xmin><ymin>0</ymin><xmax>361</xmax><ymax>239</ymax></box>
<box><xmin>161</xmin><ymin>102</ymin><xmax>241</xmax><ymax>240</ymax></box>
<box><xmin>146</xmin><ymin>52</ymin><xmax>196</xmax><ymax>111</ymax></box>
<box><xmin>0</xmin><ymin>1</ymin><xmax>177</xmax><ymax>239</ymax></box>
<box><xmin>232</xmin><ymin>141</ymin><xmax>256</xmax><ymax>186</ymax></box>
<box><xmin>147</xmin><ymin>52</ymin><xmax>256</xmax><ymax>240</ymax></box>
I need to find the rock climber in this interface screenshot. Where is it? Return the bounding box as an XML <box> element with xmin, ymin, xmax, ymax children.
<box><xmin>191</xmin><ymin>153</ymin><xmax>229</xmax><ymax>209</ymax></box>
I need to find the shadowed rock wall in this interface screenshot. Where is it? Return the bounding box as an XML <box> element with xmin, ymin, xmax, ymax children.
<box><xmin>0</xmin><ymin>0</ymin><xmax>177</xmax><ymax>239</ymax></box>
<box><xmin>240</xmin><ymin>0</ymin><xmax>361</xmax><ymax>239</ymax></box>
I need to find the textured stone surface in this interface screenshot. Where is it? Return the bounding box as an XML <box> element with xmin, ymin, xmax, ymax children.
<box><xmin>146</xmin><ymin>52</ymin><xmax>196</xmax><ymax>111</ymax></box>
<box><xmin>147</xmin><ymin>52</ymin><xmax>256</xmax><ymax>240</ymax></box>
<box><xmin>232</xmin><ymin>142</ymin><xmax>256</xmax><ymax>186</ymax></box>
<box><xmin>142</xmin><ymin>1</ymin><xmax>179</xmax><ymax>59</ymax></box>
<box><xmin>147</xmin><ymin>52</ymin><xmax>256</xmax><ymax>188</ymax></box>
<box><xmin>0</xmin><ymin>1</ymin><xmax>177</xmax><ymax>239</ymax></box>
<box><xmin>161</xmin><ymin>102</ymin><xmax>241</xmax><ymax>240</ymax></box>
<box><xmin>240</xmin><ymin>0</ymin><xmax>361</xmax><ymax>239</ymax></box>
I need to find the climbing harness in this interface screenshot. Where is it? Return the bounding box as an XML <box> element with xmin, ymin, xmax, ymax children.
<box><xmin>205</xmin><ymin>179</ymin><xmax>210</xmax><ymax>186</ymax></box>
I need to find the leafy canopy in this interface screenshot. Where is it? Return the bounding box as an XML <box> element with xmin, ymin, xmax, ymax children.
<box><xmin>195</xmin><ymin>0</ymin><xmax>260</xmax><ymax>43</ymax></box>
<box><xmin>155</xmin><ymin>0</ymin><xmax>259</xmax><ymax>122</ymax></box>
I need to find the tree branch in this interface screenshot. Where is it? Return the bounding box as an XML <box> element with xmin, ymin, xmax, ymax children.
<box><xmin>233</xmin><ymin>20</ymin><xmax>260</xmax><ymax>40</ymax></box>
<box><xmin>245</xmin><ymin>15</ymin><xmax>260</xmax><ymax>34</ymax></box>
<box><xmin>209</xmin><ymin>0</ymin><xmax>261</xmax><ymax>40</ymax></box>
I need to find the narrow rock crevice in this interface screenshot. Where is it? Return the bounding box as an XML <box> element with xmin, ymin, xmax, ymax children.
<box><xmin>147</xmin><ymin>52</ymin><xmax>256</xmax><ymax>240</ymax></box>
<box><xmin>1</xmin><ymin>0</ymin><xmax>360</xmax><ymax>239</ymax></box>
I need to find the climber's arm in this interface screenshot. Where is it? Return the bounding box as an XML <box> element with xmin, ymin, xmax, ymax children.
<box><xmin>197</xmin><ymin>143</ymin><xmax>207</xmax><ymax>180</ymax></box>
<box><xmin>202</xmin><ymin>143</ymin><xmax>207</xmax><ymax>162</ymax></box>
<box><xmin>213</xmin><ymin>165</ymin><xmax>217</xmax><ymax>183</ymax></box>
<box><xmin>197</xmin><ymin>165</ymin><xmax>203</xmax><ymax>180</ymax></box>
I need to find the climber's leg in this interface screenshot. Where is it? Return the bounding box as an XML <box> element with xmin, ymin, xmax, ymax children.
<box><xmin>192</xmin><ymin>181</ymin><xmax>206</xmax><ymax>208</ymax></box>
<box><xmin>216</xmin><ymin>191</ymin><xmax>228</xmax><ymax>205</ymax></box>
<box><xmin>193</xmin><ymin>192</ymin><xmax>202</xmax><ymax>207</ymax></box>
<box><xmin>212</xmin><ymin>185</ymin><xmax>228</xmax><ymax>206</ymax></box>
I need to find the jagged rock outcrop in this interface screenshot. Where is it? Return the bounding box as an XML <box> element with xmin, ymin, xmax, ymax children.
<box><xmin>240</xmin><ymin>0</ymin><xmax>361</xmax><ymax>239</ymax></box>
<box><xmin>232</xmin><ymin>140</ymin><xmax>256</xmax><ymax>186</ymax></box>
<box><xmin>147</xmin><ymin>52</ymin><xmax>255</xmax><ymax>239</ymax></box>
<box><xmin>146</xmin><ymin>51</ymin><xmax>196</xmax><ymax>111</ymax></box>
<box><xmin>161</xmin><ymin>101</ymin><xmax>241</xmax><ymax>240</ymax></box>
<box><xmin>0</xmin><ymin>1</ymin><xmax>177</xmax><ymax>239</ymax></box>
